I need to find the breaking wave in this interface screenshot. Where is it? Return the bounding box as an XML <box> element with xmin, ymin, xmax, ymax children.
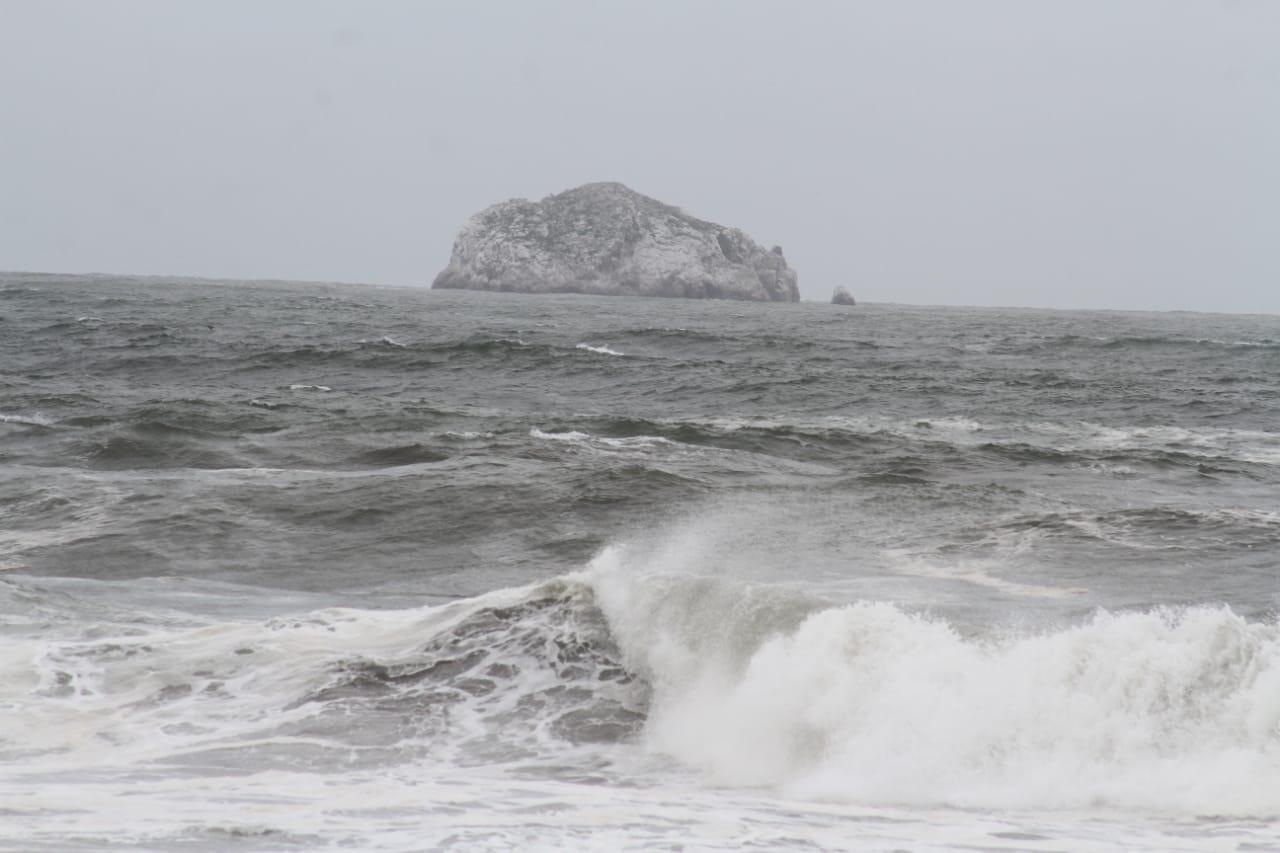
<box><xmin>0</xmin><ymin>576</ymin><xmax>644</xmax><ymax>776</ymax></box>
<box><xmin>587</xmin><ymin>547</ymin><xmax>1280</xmax><ymax>814</ymax></box>
<box><xmin>4</xmin><ymin>545</ymin><xmax>1280</xmax><ymax>821</ymax></box>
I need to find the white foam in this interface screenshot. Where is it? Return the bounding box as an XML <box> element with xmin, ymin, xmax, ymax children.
<box><xmin>530</xmin><ymin>427</ymin><xmax>593</xmax><ymax>443</ymax></box>
<box><xmin>575</xmin><ymin>343</ymin><xmax>625</xmax><ymax>356</ymax></box>
<box><xmin>0</xmin><ymin>412</ymin><xmax>52</xmax><ymax>427</ymax></box>
<box><xmin>0</xmin><ymin>577</ymin><xmax>582</xmax><ymax>770</ymax></box>
<box><xmin>288</xmin><ymin>384</ymin><xmax>332</xmax><ymax>392</ymax></box>
<box><xmin>358</xmin><ymin>336</ymin><xmax>406</xmax><ymax>348</ymax></box>
<box><xmin>597</xmin><ymin>435</ymin><xmax>673</xmax><ymax>449</ymax></box>
<box><xmin>529</xmin><ymin>427</ymin><xmax>674</xmax><ymax>452</ymax></box>
<box><xmin>2</xmin><ymin>757</ymin><xmax>1241</xmax><ymax>851</ymax></box>
<box><xmin>3</xmin><ymin>567</ymin><xmax>1278</xmax><ymax>848</ymax></box>
<box><xmin>589</xmin><ymin>552</ymin><xmax>1280</xmax><ymax>815</ymax></box>
<box><xmin>0</xmin><ymin>576</ymin><xmax>666</xmax><ymax>848</ymax></box>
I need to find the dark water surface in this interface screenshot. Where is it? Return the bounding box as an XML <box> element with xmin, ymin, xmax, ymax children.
<box><xmin>2</xmin><ymin>272</ymin><xmax>1278</xmax><ymax>850</ymax></box>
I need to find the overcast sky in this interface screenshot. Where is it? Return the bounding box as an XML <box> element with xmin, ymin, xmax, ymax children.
<box><xmin>2</xmin><ymin>1</ymin><xmax>1277</xmax><ymax>312</ymax></box>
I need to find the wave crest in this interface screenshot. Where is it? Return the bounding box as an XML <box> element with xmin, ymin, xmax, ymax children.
<box><xmin>588</xmin><ymin>550</ymin><xmax>1280</xmax><ymax>814</ymax></box>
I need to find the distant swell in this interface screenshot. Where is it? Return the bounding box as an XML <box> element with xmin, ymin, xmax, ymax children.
<box><xmin>350</xmin><ymin>443</ymin><xmax>450</xmax><ymax>467</ymax></box>
<box><xmin>991</xmin><ymin>333</ymin><xmax>1280</xmax><ymax>355</ymax></box>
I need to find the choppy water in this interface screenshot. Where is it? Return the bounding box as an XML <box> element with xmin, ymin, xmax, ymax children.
<box><xmin>2</xmin><ymin>271</ymin><xmax>1279</xmax><ymax>851</ymax></box>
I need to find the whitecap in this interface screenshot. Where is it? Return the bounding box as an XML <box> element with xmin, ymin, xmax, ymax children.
<box><xmin>597</xmin><ymin>435</ymin><xmax>674</xmax><ymax>449</ymax></box>
<box><xmin>357</xmin><ymin>336</ymin><xmax>406</xmax><ymax>348</ymax></box>
<box><xmin>529</xmin><ymin>428</ymin><xmax>672</xmax><ymax>450</ymax></box>
<box><xmin>529</xmin><ymin>428</ymin><xmax>592</xmax><ymax>442</ymax></box>
<box><xmin>287</xmin><ymin>384</ymin><xmax>331</xmax><ymax>392</ymax></box>
<box><xmin>0</xmin><ymin>412</ymin><xmax>53</xmax><ymax>427</ymax></box>
<box><xmin>576</xmin><ymin>343</ymin><xmax>624</xmax><ymax>357</ymax></box>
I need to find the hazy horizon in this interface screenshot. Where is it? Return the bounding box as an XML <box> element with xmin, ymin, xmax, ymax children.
<box><xmin>5</xmin><ymin>266</ymin><xmax>1278</xmax><ymax>318</ymax></box>
<box><xmin>3</xmin><ymin>1</ymin><xmax>1277</xmax><ymax>313</ymax></box>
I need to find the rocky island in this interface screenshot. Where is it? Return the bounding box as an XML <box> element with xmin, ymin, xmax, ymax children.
<box><xmin>432</xmin><ymin>182</ymin><xmax>799</xmax><ymax>302</ymax></box>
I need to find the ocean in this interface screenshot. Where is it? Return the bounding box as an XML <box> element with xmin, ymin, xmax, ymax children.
<box><xmin>1</xmin><ymin>271</ymin><xmax>1278</xmax><ymax>851</ymax></box>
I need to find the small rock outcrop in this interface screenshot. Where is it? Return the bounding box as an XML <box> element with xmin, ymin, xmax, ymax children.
<box><xmin>432</xmin><ymin>182</ymin><xmax>799</xmax><ymax>302</ymax></box>
<box><xmin>831</xmin><ymin>286</ymin><xmax>856</xmax><ymax>306</ymax></box>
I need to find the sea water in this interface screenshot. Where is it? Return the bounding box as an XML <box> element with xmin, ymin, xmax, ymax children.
<box><xmin>1</xmin><ymin>272</ymin><xmax>1278</xmax><ymax>850</ymax></box>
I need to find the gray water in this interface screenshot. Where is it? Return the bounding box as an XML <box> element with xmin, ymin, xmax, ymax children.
<box><xmin>1</xmin><ymin>272</ymin><xmax>1278</xmax><ymax>850</ymax></box>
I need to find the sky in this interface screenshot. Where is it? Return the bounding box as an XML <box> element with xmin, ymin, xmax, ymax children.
<box><xmin>1</xmin><ymin>1</ymin><xmax>1277</xmax><ymax>312</ymax></box>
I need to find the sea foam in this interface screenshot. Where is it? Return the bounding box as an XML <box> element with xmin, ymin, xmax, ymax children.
<box><xmin>576</xmin><ymin>343</ymin><xmax>625</xmax><ymax>356</ymax></box>
<box><xmin>589</xmin><ymin>547</ymin><xmax>1280</xmax><ymax>815</ymax></box>
<box><xmin>0</xmin><ymin>412</ymin><xmax>53</xmax><ymax>427</ymax></box>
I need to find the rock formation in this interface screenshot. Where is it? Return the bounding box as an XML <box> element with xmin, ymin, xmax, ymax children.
<box><xmin>831</xmin><ymin>286</ymin><xmax>856</xmax><ymax>306</ymax></box>
<box><xmin>432</xmin><ymin>182</ymin><xmax>799</xmax><ymax>302</ymax></box>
